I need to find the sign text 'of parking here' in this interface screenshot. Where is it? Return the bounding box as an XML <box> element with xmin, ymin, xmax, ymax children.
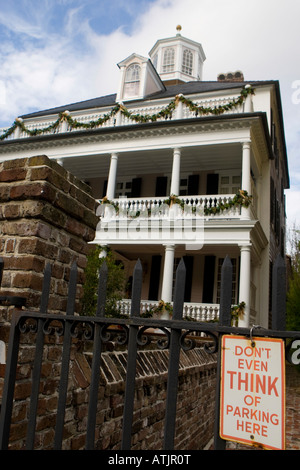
<box><xmin>220</xmin><ymin>335</ymin><xmax>285</xmax><ymax>450</ymax></box>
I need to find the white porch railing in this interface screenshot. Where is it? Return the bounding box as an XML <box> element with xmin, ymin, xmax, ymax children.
<box><xmin>97</xmin><ymin>194</ymin><xmax>241</xmax><ymax>220</ymax></box>
<box><xmin>117</xmin><ymin>299</ymin><xmax>220</xmax><ymax>322</ymax></box>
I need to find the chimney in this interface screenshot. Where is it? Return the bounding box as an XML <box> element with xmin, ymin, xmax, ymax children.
<box><xmin>217</xmin><ymin>71</ymin><xmax>244</xmax><ymax>82</ymax></box>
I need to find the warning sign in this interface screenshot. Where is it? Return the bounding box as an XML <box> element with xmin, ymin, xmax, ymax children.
<box><xmin>220</xmin><ymin>335</ymin><xmax>285</xmax><ymax>450</ymax></box>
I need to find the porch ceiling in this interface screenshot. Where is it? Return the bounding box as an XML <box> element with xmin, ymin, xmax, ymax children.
<box><xmin>60</xmin><ymin>143</ymin><xmax>242</xmax><ymax>180</ymax></box>
<box><xmin>106</xmin><ymin>244</ymin><xmax>241</xmax><ymax>260</ymax></box>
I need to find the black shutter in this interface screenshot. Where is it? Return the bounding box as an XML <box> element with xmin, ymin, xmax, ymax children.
<box><xmin>131</xmin><ymin>177</ymin><xmax>142</xmax><ymax>197</ymax></box>
<box><xmin>155</xmin><ymin>176</ymin><xmax>168</xmax><ymax>197</ymax></box>
<box><xmin>202</xmin><ymin>255</ymin><xmax>216</xmax><ymax>303</ymax></box>
<box><xmin>183</xmin><ymin>256</ymin><xmax>194</xmax><ymax>302</ymax></box>
<box><xmin>148</xmin><ymin>255</ymin><xmax>162</xmax><ymax>300</ymax></box>
<box><xmin>187</xmin><ymin>174</ymin><xmax>199</xmax><ymax>195</ymax></box>
<box><xmin>102</xmin><ymin>180</ymin><xmax>107</xmax><ymax>198</ymax></box>
<box><xmin>206</xmin><ymin>174</ymin><xmax>219</xmax><ymax>195</ymax></box>
<box><xmin>270</xmin><ymin>177</ymin><xmax>275</xmax><ymax>224</ymax></box>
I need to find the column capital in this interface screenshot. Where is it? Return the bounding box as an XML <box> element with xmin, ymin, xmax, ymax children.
<box><xmin>163</xmin><ymin>243</ymin><xmax>176</xmax><ymax>250</ymax></box>
<box><xmin>238</xmin><ymin>243</ymin><xmax>252</xmax><ymax>251</ymax></box>
<box><xmin>241</xmin><ymin>140</ymin><xmax>251</xmax><ymax>149</ymax></box>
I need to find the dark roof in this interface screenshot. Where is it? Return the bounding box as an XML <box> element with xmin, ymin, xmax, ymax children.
<box><xmin>21</xmin><ymin>80</ymin><xmax>276</xmax><ymax>119</ymax></box>
<box><xmin>21</xmin><ymin>93</ymin><xmax>117</xmax><ymax>119</ymax></box>
<box><xmin>18</xmin><ymin>78</ymin><xmax>288</xmax><ymax>187</ymax></box>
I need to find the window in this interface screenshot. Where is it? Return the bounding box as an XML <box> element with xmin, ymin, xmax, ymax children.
<box><xmin>162</xmin><ymin>48</ymin><xmax>175</xmax><ymax>73</ymax></box>
<box><xmin>182</xmin><ymin>49</ymin><xmax>193</xmax><ymax>76</ymax></box>
<box><xmin>179</xmin><ymin>178</ymin><xmax>188</xmax><ymax>195</ymax></box>
<box><xmin>124</xmin><ymin>63</ymin><xmax>141</xmax><ymax>98</ymax></box>
<box><xmin>219</xmin><ymin>174</ymin><xmax>241</xmax><ymax>194</ymax></box>
<box><xmin>116</xmin><ymin>178</ymin><xmax>132</xmax><ymax>198</ymax></box>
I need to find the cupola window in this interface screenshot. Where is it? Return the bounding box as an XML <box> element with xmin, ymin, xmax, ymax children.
<box><xmin>124</xmin><ymin>63</ymin><xmax>141</xmax><ymax>98</ymax></box>
<box><xmin>182</xmin><ymin>49</ymin><xmax>193</xmax><ymax>76</ymax></box>
<box><xmin>162</xmin><ymin>48</ymin><xmax>175</xmax><ymax>73</ymax></box>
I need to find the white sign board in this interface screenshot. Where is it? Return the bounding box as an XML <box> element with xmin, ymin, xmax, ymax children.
<box><xmin>220</xmin><ymin>335</ymin><xmax>285</xmax><ymax>450</ymax></box>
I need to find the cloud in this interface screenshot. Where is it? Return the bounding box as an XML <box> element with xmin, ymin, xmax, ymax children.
<box><xmin>286</xmin><ymin>189</ymin><xmax>300</xmax><ymax>228</ymax></box>
<box><xmin>0</xmin><ymin>0</ymin><xmax>299</xmax><ymax>227</ymax></box>
<box><xmin>0</xmin><ymin>10</ymin><xmax>43</xmax><ymax>39</ymax></box>
<box><xmin>1</xmin><ymin>0</ymin><xmax>300</xmax><ymax>125</ymax></box>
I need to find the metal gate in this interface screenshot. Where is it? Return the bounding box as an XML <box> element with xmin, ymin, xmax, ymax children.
<box><xmin>0</xmin><ymin>255</ymin><xmax>299</xmax><ymax>450</ymax></box>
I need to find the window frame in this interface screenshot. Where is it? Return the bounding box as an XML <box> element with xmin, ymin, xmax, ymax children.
<box><xmin>182</xmin><ymin>48</ymin><xmax>193</xmax><ymax>76</ymax></box>
<box><xmin>162</xmin><ymin>47</ymin><xmax>175</xmax><ymax>73</ymax></box>
<box><xmin>123</xmin><ymin>63</ymin><xmax>141</xmax><ymax>98</ymax></box>
<box><xmin>219</xmin><ymin>172</ymin><xmax>241</xmax><ymax>194</ymax></box>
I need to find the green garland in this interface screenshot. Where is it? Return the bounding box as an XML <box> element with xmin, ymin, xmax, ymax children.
<box><xmin>231</xmin><ymin>301</ymin><xmax>246</xmax><ymax>326</ymax></box>
<box><xmin>0</xmin><ymin>85</ymin><xmax>255</xmax><ymax>141</ymax></box>
<box><xmin>163</xmin><ymin>194</ymin><xmax>185</xmax><ymax>210</ymax></box>
<box><xmin>203</xmin><ymin>190</ymin><xmax>252</xmax><ymax>215</ymax></box>
<box><xmin>100</xmin><ymin>189</ymin><xmax>252</xmax><ymax>217</ymax></box>
<box><xmin>100</xmin><ymin>196</ymin><xmax>120</xmax><ymax>214</ymax></box>
<box><xmin>150</xmin><ymin>300</ymin><xmax>173</xmax><ymax>315</ymax></box>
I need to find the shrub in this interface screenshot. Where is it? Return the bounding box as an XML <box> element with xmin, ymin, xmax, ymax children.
<box><xmin>81</xmin><ymin>246</ymin><xmax>125</xmax><ymax>316</ymax></box>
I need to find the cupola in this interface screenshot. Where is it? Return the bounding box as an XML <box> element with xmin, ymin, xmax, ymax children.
<box><xmin>116</xmin><ymin>27</ymin><xmax>206</xmax><ymax>102</ymax></box>
<box><xmin>149</xmin><ymin>26</ymin><xmax>206</xmax><ymax>85</ymax></box>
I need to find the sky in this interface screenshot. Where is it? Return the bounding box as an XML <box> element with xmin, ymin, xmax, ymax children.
<box><xmin>0</xmin><ymin>0</ymin><xmax>299</xmax><ymax>238</ymax></box>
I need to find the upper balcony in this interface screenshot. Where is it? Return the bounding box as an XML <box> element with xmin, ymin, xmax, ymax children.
<box><xmin>0</xmin><ymin>85</ymin><xmax>254</xmax><ymax>142</ymax></box>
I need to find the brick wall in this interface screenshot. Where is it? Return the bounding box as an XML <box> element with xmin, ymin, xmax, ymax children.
<box><xmin>55</xmin><ymin>346</ymin><xmax>217</xmax><ymax>451</ymax></box>
<box><xmin>0</xmin><ymin>155</ymin><xmax>99</xmax><ymax>316</ymax></box>
<box><xmin>0</xmin><ymin>155</ymin><xmax>99</xmax><ymax>448</ymax></box>
<box><xmin>0</xmin><ymin>155</ymin><xmax>217</xmax><ymax>450</ymax></box>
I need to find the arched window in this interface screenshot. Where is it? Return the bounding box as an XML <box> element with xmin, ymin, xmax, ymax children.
<box><xmin>162</xmin><ymin>48</ymin><xmax>175</xmax><ymax>73</ymax></box>
<box><xmin>124</xmin><ymin>63</ymin><xmax>141</xmax><ymax>98</ymax></box>
<box><xmin>182</xmin><ymin>49</ymin><xmax>193</xmax><ymax>76</ymax></box>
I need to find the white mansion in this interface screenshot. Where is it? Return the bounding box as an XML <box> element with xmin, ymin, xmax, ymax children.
<box><xmin>0</xmin><ymin>27</ymin><xmax>289</xmax><ymax>328</ymax></box>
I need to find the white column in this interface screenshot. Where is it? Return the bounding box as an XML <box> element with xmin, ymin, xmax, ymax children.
<box><xmin>161</xmin><ymin>244</ymin><xmax>175</xmax><ymax>302</ymax></box>
<box><xmin>176</xmin><ymin>96</ymin><xmax>183</xmax><ymax>119</ymax></box>
<box><xmin>170</xmin><ymin>148</ymin><xmax>181</xmax><ymax>195</ymax></box>
<box><xmin>14</xmin><ymin>125</ymin><xmax>21</xmax><ymax>139</ymax></box>
<box><xmin>241</xmin><ymin>141</ymin><xmax>251</xmax><ymax>220</ymax></box>
<box><xmin>106</xmin><ymin>153</ymin><xmax>118</xmax><ymax>200</ymax></box>
<box><xmin>238</xmin><ymin>245</ymin><xmax>251</xmax><ymax>327</ymax></box>
<box><xmin>61</xmin><ymin>120</ymin><xmax>68</xmax><ymax>133</ymax></box>
<box><xmin>244</xmin><ymin>93</ymin><xmax>253</xmax><ymax>113</ymax></box>
<box><xmin>115</xmin><ymin>105</ymin><xmax>122</xmax><ymax>126</ymax></box>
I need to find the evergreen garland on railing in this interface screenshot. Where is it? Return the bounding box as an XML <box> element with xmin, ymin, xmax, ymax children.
<box><xmin>99</xmin><ymin>189</ymin><xmax>253</xmax><ymax>216</ymax></box>
<box><xmin>203</xmin><ymin>190</ymin><xmax>253</xmax><ymax>215</ymax></box>
<box><xmin>0</xmin><ymin>85</ymin><xmax>255</xmax><ymax>141</ymax></box>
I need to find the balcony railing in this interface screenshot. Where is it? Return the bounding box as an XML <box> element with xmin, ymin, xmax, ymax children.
<box><xmin>97</xmin><ymin>194</ymin><xmax>242</xmax><ymax>221</ymax></box>
<box><xmin>117</xmin><ymin>299</ymin><xmax>220</xmax><ymax>322</ymax></box>
<box><xmin>0</xmin><ymin>91</ymin><xmax>246</xmax><ymax>141</ymax></box>
<box><xmin>94</xmin><ymin>193</ymin><xmax>255</xmax><ymax>244</ymax></box>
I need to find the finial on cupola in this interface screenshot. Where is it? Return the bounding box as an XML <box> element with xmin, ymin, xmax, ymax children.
<box><xmin>176</xmin><ymin>25</ymin><xmax>182</xmax><ymax>35</ymax></box>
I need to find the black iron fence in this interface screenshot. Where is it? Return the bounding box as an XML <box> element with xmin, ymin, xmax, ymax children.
<box><xmin>0</xmin><ymin>255</ymin><xmax>299</xmax><ymax>450</ymax></box>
